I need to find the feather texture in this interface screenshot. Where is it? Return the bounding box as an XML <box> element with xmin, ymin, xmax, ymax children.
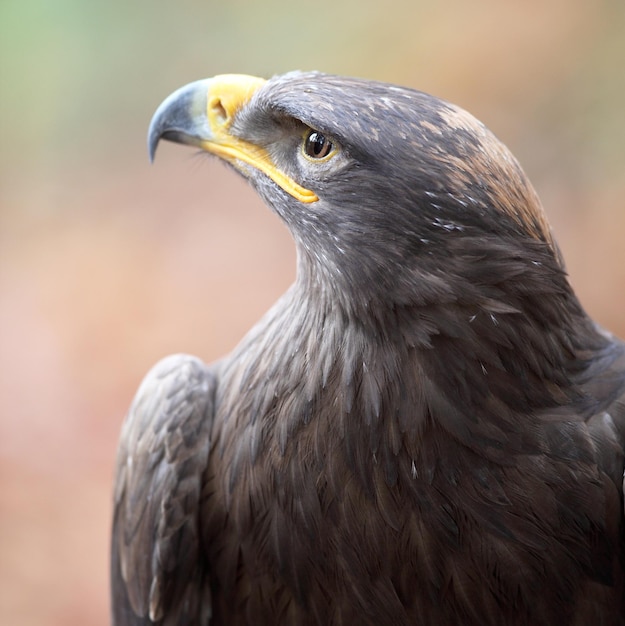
<box><xmin>111</xmin><ymin>355</ymin><xmax>216</xmax><ymax>625</ymax></box>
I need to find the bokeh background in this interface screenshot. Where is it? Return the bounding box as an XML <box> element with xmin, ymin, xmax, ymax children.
<box><xmin>1</xmin><ymin>1</ymin><xmax>624</xmax><ymax>624</ymax></box>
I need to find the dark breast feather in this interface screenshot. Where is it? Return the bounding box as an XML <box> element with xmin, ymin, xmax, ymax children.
<box><xmin>201</xmin><ymin>269</ymin><xmax>625</xmax><ymax>625</ymax></box>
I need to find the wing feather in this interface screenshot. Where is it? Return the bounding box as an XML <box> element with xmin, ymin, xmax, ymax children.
<box><xmin>111</xmin><ymin>354</ymin><xmax>216</xmax><ymax>625</ymax></box>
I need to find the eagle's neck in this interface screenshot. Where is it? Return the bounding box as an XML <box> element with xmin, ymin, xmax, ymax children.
<box><xmin>217</xmin><ymin>242</ymin><xmax>608</xmax><ymax>480</ymax></box>
<box><xmin>214</xmin><ymin>228</ymin><xmax>620</xmax><ymax>498</ymax></box>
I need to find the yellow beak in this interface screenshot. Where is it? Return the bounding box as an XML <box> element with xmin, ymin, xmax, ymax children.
<box><xmin>148</xmin><ymin>74</ymin><xmax>318</xmax><ymax>204</ymax></box>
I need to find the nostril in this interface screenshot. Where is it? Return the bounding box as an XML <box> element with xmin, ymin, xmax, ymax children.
<box><xmin>210</xmin><ymin>98</ymin><xmax>228</xmax><ymax>126</ymax></box>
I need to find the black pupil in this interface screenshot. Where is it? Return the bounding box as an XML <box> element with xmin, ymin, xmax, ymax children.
<box><xmin>305</xmin><ymin>131</ymin><xmax>332</xmax><ymax>158</ymax></box>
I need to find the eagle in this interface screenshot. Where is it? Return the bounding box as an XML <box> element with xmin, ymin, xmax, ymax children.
<box><xmin>110</xmin><ymin>71</ymin><xmax>625</xmax><ymax>625</ymax></box>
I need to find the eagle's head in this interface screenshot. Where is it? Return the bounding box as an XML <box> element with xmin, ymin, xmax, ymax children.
<box><xmin>148</xmin><ymin>72</ymin><xmax>564</xmax><ymax>315</ymax></box>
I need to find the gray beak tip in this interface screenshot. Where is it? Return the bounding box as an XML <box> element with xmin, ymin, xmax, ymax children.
<box><xmin>146</xmin><ymin>80</ymin><xmax>211</xmax><ymax>164</ymax></box>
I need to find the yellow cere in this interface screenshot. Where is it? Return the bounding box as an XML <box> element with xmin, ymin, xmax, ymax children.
<box><xmin>203</xmin><ymin>74</ymin><xmax>319</xmax><ymax>204</ymax></box>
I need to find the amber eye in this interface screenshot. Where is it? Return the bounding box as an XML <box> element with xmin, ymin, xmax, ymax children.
<box><xmin>303</xmin><ymin>130</ymin><xmax>333</xmax><ymax>159</ymax></box>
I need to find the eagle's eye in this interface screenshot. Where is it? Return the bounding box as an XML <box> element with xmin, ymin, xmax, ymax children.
<box><xmin>303</xmin><ymin>130</ymin><xmax>334</xmax><ymax>160</ymax></box>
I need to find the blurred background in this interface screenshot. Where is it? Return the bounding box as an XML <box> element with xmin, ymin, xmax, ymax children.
<box><xmin>1</xmin><ymin>0</ymin><xmax>624</xmax><ymax>624</ymax></box>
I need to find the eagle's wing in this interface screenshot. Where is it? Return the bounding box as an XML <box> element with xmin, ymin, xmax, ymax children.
<box><xmin>111</xmin><ymin>354</ymin><xmax>216</xmax><ymax>625</ymax></box>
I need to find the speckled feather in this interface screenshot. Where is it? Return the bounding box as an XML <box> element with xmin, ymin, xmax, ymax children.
<box><xmin>111</xmin><ymin>71</ymin><xmax>625</xmax><ymax>625</ymax></box>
